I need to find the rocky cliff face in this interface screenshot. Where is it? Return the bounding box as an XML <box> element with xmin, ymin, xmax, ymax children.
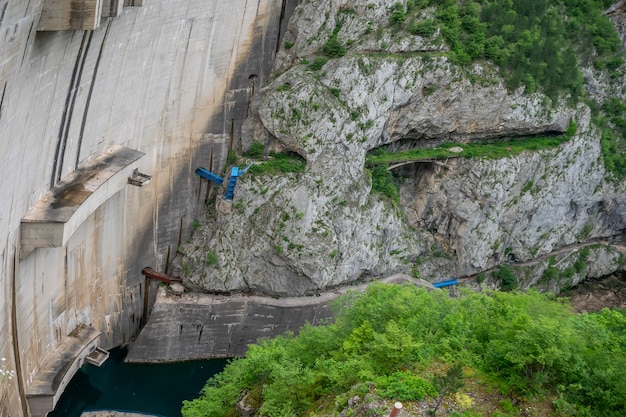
<box><xmin>180</xmin><ymin>0</ymin><xmax>626</xmax><ymax>296</ymax></box>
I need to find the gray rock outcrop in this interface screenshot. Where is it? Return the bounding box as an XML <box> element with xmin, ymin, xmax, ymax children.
<box><xmin>179</xmin><ymin>0</ymin><xmax>626</xmax><ymax>296</ymax></box>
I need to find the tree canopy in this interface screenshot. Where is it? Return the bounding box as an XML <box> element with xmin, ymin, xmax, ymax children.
<box><xmin>182</xmin><ymin>284</ymin><xmax>626</xmax><ymax>416</ymax></box>
<box><xmin>390</xmin><ymin>0</ymin><xmax>623</xmax><ymax>101</ymax></box>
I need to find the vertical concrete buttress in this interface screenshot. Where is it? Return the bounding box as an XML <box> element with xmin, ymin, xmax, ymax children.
<box><xmin>0</xmin><ymin>0</ymin><xmax>295</xmax><ymax>415</ymax></box>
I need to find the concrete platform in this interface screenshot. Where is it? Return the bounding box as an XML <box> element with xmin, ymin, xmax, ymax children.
<box><xmin>26</xmin><ymin>324</ymin><xmax>102</xmax><ymax>417</ymax></box>
<box><xmin>20</xmin><ymin>145</ymin><xmax>144</xmax><ymax>258</ymax></box>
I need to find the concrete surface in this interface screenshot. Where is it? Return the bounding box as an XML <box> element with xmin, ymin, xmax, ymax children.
<box><xmin>0</xmin><ymin>1</ymin><xmax>294</xmax><ymax>415</ymax></box>
<box><xmin>25</xmin><ymin>324</ymin><xmax>101</xmax><ymax>417</ymax></box>
<box><xmin>20</xmin><ymin>146</ymin><xmax>144</xmax><ymax>258</ymax></box>
<box><xmin>126</xmin><ymin>274</ymin><xmax>434</xmax><ymax>362</ymax></box>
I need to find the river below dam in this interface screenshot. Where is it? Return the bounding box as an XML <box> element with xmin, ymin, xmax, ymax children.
<box><xmin>48</xmin><ymin>347</ymin><xmax>228</xmax><ymax>417</ymax></box>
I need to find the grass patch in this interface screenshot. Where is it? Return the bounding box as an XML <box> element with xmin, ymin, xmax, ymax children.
<box><xmin>364</xmin><ymin>128</ymin><xmax>575</xmax><ymax>204</ymax></box>
<box><xmin>248</xmin><ymin>152</ymin><xmax>306</xmax><ymax>175</ymax></box>
<box><xmin>366</xmin><ymin>126</ymin><xmax>575</xmax><ymax>167</ymax></box>
<box><xmin>206</xmin><ymin>251</ymin><xmax>218</xmax><ymax>267</ymax></box>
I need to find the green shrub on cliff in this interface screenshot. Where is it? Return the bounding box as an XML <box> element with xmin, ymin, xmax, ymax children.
<box><xmin>598</xmin><ymin>97</ymin><xmax>626</xmax><ymax>180</ymax></box>
<box><xmin>242</xmin><ymin>141</ymin><xmax>265</xmax><ymax>158</ymax></box>
<box><xmin>181</xmin><ymin>284</ymin><xmax>626</xmax><ymax>417</ymax></box>
<box><xmin>365</xmin><ymin>127</ymin><xmax>576</xmax><ymax>168</ymax></box>
<box><xmin>368</xmin><ymin>164</ymin><xmax>401</xmax><ymax>204</ymax></box>
<box><xmin>248</xmin><ymin>152</ymin><xmax>306</xmax><ymax>175</ymax></box>
<box><xmin>386</xmin><ymin>0</ymin><xmax>622</xmax><ymax>101</ymax></box>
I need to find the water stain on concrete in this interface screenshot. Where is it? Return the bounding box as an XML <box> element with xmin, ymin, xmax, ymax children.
<box><xmin>50</xmin><ymin>182</ymin><xmax>91</xmax><ymax>209</ymax></box>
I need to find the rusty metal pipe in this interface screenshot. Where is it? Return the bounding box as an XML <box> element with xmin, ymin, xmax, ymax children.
<box><xmin>389</xmin><ymin>402</ymin><xmax>403</xmax><ymax>417</ymax></box>
<box><xmin>141</xmin><ymin>267</ymin><xmax>182</xmax><ymax>284</ymax></box>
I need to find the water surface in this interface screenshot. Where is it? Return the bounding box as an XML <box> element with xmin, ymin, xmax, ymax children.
<box><xmin>48</xmin><ymin>347</ymin><xmax>227</xmax><ymax>417</ymax></box>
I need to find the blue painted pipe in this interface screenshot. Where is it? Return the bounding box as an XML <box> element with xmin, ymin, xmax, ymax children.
<box><xmin>195</xmin><ymin>167</ymin><xmax>224</xmax><ymax>185</ymax></box>
<box><xmin>433</xmin><ymin>279</ymin><xmax>458</xmax><ymax>288</ymax></box>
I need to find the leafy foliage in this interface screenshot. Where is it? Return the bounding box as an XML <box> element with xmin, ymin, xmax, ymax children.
<box><xmin>182</xmin><ymin>285</ymin><xmax>626</xmax><ymax>417</ymax></box>
<box><xmin>375</xmin><ymin>371</ymin><xmax>436</xmax><ymax>401</ymax></box>
<box><xmin>366</xmin><ymin>124</ymin><xmax>576</xmax><ymax>168</ymax></box>
<box><xmin>242</xmin><ymin>141</ymin><xmax>265</xmax><ymax>158</ymax></box>
<box><xmin>493</xmin><ymin>264</ymin><xmax>516</xmax><ymax>291</ymax></box>
<box><xmin>386</xmin><ymin>0</ymin><xmax>623</xmax><ymax>101</ymax></box>
<box><xmin>323</xmin><ymin>20</ymin><xmax>345</xmax><ymax>58</ymax></box>
<box><xmin>309</xmin><ymin>56</ymin><xmax>329</xmax><ymax>71</ymax></box>
<box><xmin>598</xmin><ymin>97</ymin><xmax>626</xmax><ymax>179</ymax></box>
<box><xmin>248</xmin><ymin>152</ymin><xmax>306</xmax><ymax>175</ymax></box>
<box><xmin>368</xmin><ymin>164</ymin><xmax>401</xmax><ymax>204</ymax></box>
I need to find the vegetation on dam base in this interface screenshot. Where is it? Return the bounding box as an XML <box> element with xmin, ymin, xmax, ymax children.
<box><xmin>181</xmin><ymin>283</ymin><xmax>626</xmax><ymax>417</ymax></box>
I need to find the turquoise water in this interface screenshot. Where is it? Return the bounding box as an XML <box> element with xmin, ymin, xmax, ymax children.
<box><xmin>48</xmin><ymin>348</ymin><xmax>228</xmax><ymax>417</ymax></box>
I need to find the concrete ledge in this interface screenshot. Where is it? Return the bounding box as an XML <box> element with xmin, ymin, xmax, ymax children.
<box><xmin>38</xmin><ymin>0</ymin><xmax>103</xmax><ymax>31</ymax></box>
<box><xmin>21</xmin><ymin>146</ymin><xmax>144</xmax><ymax>259</ymax></box>
<box><xmin>102</xmin><ymin>0</ymin><xmax>124</xmax><ymax>17</ymax></box>
<box><xmin>26</xmin><ymin>324</ymin><xmax>102</xmax><ymax>417</ymax></box>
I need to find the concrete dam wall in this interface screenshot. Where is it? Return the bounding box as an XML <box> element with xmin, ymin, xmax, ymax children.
<box><xmin>0</xmin><ymin>1</ymin><xmax>294</xmax><ymax>415</ymax></box>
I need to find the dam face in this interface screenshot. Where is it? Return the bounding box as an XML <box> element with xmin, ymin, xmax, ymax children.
<box><xmin>0</xmin><ymin>1</ymin><xmax>292</xmax><ymax>415</ymax></box>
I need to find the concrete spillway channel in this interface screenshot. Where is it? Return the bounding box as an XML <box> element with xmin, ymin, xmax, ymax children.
<box><xmin>0</xmin><ymin>1</ymin><xmax>298</xmax><ymax>416</ymax></box>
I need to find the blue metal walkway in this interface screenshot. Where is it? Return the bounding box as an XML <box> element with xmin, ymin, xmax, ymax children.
<box><xmin>195</xmin><ymin>164</ymin><xmax>252</xmax><ymax>201</ymax></box>
<box><xmin>224</xmin><ymin>167</ymin><xmax>239</xmax><ymax>200</ymax></box>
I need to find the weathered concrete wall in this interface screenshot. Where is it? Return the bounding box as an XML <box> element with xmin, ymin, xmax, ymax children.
<box><xmin>126</xmin><ymin>275</ymin><xmax>434</xmax><ymax>362</ymax></box>
<box><xmin>126</xmin><ymin>288</ymin><xmax>335</xmax><ymax>362</ymax></box>
<box><xmin>0</xmin><ymin>0</ymin><xmax>292</xmax><ymax>415</ymax></box>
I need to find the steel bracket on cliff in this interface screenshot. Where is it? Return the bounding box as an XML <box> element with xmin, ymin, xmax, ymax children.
<box><xmin>195</xmin><ymin>164</ymin><xmax>253</xmax><ymax>202</ymax></box>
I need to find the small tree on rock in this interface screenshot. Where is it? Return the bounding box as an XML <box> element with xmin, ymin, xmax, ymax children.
<box><xmin>429</xmin><ymin>363</ymin><xmax>465</xmax><ymax>416</ymax></box>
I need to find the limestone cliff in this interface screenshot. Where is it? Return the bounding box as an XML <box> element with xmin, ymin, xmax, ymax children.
<box><xmin>180</xmin><ymin>0</ymin><xmax>626</xmax><ymax>296</ymax></box>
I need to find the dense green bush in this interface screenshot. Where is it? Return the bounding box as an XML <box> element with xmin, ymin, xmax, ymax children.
<box><xmin>182</xmin><ymin>284</ymin><xmax>626</xmax><ymax>417</ymax></box>
<box><xmin>368</xmin><ymin>164</ymin><xmax>401</xmax><ymax>204</ymax></box>
<box><xmin>242</xmin><ymin>141</ymin><xmax>265</xmax><ymax>158</ymax></box>
<box><xmin>389</xmin><ymin>2</ymin><xmax>408</xmax><ymax>25</ymax></box>
<box><xmin>598</xmin><ymin>97</ymin><xmax>626</xmax><ymax>179</ymax></box>
<box><xmin>375</xmin><ymin>371</ymin><xmax>436</xmax><ymax>401</ymax></box>
<box><xmin>408</xmin><ymin>18</ymin><xmax>437</xmax><ymax>37</ymax></box>
<box><xmin>387</xmin><ymin>0</ymin><xmax>623</xmax><ymax>101</ymax></box>
<box><xmin>324</xmin><ymin>21</ymin><xmax>345</xmax><ymax>58</ymax></box>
